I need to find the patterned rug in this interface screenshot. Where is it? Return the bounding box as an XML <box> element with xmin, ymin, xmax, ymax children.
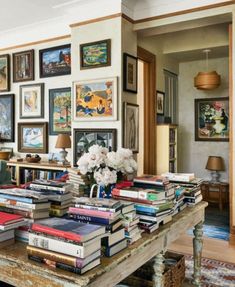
<box><xmin>185</xmin><ymin>255</ymin><xmax>235</xmax><ymax>287</ymax></box>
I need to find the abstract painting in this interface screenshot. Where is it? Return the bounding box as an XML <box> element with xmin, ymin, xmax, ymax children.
<box><xmin>195</xmin><ymin>97</ymin><xmax>229</xmax><ymax>141</ymax></box>
<box><xmin>13</xmin><ymin>50</ymin><xmax>34</xmax><ymax>82</ymax></box>
<box><xmin>20</xmin><ymin>83</ymin><xmax>44</xmax><ymax>119</ymax></box>
<box><xmin>0</xmin><ymin>94</ymin><xmax>14</xmax><ymax>142</ymax></box>
<box><xmin>123</xmin><ymin>102</ymin><xmax>139</xmax><ymax>153</ymax></box>
<box><xmin>18</xmin><ymin>122</ymin><xmax>48</xmax><ymax>153</ymax></box>
<box><xmin>39</xmin><ymin>44</ymin><xmax>71</xmax><ymax>77</ymax></box>
<box><xmin>80</xmin><ymin>39</ymin><xmax>111</xmax><ymax>69</ymax></box>
<box><xmin>49</xmin><ymin>87</ymin><xmax>71</xmax><ymax>135</ymax></box>
<box><xmin>123</xmin><ymin>53</ymin><xmax>137</xmax><ymax>93</ymax></box>
<box><xmin>73</xmin><ymin>77</ymin><xmax>117</xmax><ymax>121</ymax></box>
<box><xmin>73</xmin><ymin>129</ymin><xmax>116</xmax><ymax>166</ymax></box>
<box><xmin>0</xmin><ymin>54</ymin><xmax>10</xmax><ymax>92</ymax></box>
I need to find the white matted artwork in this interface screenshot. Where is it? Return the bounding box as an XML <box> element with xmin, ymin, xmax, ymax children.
<box><xmin>123</xmin><ymin>102</ymin><xmax>139</xmax><ymax>153</ymax></box>
<box><xmin>73</xmin><ymin>77</ymin><xmax>117</xmax><ymax>121</ymax></box>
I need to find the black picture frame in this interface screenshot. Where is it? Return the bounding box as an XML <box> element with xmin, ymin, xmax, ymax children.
<box><xmin>39</xmin><ymin>44</ymin><xmax>71</xmax><ymax>78</ymax></box>
<box><xmin>123</xmin><ymin>53</ymin><xmax>138</xmax><ymax>93</ymax></box>
<box><xmin>0</xmin><ymin>54</ymin><xmax>10</xmax><ymax>92</ymax></box>
<box><xmin>0</xmin><ymin>94</ymin><xmax>14</xmax><ymax>142</ymax></box>
<box><xmin>49</xmin><ymin>87</ymin><xmax>71</xmax><ymax>135</ymax></box>
<box><xmin>13</xmin><ymin>49</ymin><xmax>34</xmax><ymax>82</ymax></box>
<box><xmin>156</xmin><ymin>91</ymin><xmax>165</xmax><ymax>115</ymax></box>
<box><xmin>73</xmin><ymin>128</ymin><xmax>117</xmax><ymax>166</ymax></box>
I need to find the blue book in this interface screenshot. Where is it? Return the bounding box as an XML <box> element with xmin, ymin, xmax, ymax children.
<box><xmin>69</xmin><ymin>213</ymin><xmax>114</xmax><ymax>225</ymax></box>
<box><xmin>0</xmin><ymin>193</ymin><xmax>47</xmax><ymax>204</ymax></box>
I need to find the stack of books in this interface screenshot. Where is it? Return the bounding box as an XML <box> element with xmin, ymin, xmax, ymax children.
<box><xmin>28</xmin><ymin>179</ymin><xmax>73</xmax><ymax>217</ymax></box>
<box><xmin>27</xmin><ymin>217</ymin><xmax>106</xmax><ymax>274</ymax></box>
<box><xmin>68</xmin><ymin>197</ymin><xmax>127</xmax><ymax>257</ymax></box>
<box><xmin>67</xmin><ymin>168</ymin><xmax>90</xmax><ymax>197</ymax></box>
<box><xmin>0</xmin><ymin>212</ymin><xmax>26</xmax><ymax>247</ymax></box>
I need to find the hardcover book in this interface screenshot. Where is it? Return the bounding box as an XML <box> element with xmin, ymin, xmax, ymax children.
<box><xmin>0</xmin><ymin>211</ymin><xmax>24</xmax><ymax>225</ymax></box>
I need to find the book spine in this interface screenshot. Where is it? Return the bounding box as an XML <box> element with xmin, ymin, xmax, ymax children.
<box><xmin>28</xmin><ymin>233</ymin><xmax>85</xmax><ymax>258</ymax></box>
<box><xmin>0</xmin><ymin>194</ymin><xmax>33</xmax><ymax>204</ymax></box>
<box><xmin>74</xmin><ymin>204</ymin><xmax>117</xmax><ymax>213</ymax></box>
<box><xmin>112</xmin><ymin>188</ymin><xmax>138</xmax><ymax>199</ymax></box>
<box><xmin>69</xmin><ymin>207</ymin><xmax>115</xmax><ymax>219</ymax></box>
<box><xmin>31</xmin><ymin>224</ymin><xmax>82</xmax><ymax>243</ymax></box>
<box><xmin>0</xmin><ymin>198</ymin><xmax>36</xmax><ymax>209</ymax></box>
<box><xmin>69</xmin><ymin>213</ymin><xmax>110</xmax><ymax>225</ymax></box>
<box><xmin>30</xmin><ymin>183</ymin><xmax>66</xmax><ymax>193</ymax></box>
<box><xmin>29</xmin><ymin>186</ymin><xmax>65</xmax><ymax>195</ymax></box>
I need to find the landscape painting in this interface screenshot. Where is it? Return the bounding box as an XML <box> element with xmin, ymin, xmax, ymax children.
<box><xmin>18</xmin><ymin>122</ymin><xmax>48</xmax><ymax>153</ymax></box>
<box><xmin>0</xmin><ymin>94</ymin><xmax>14</xmax><ymax>142</ymax></box>
<box><xmin>39</xmin><ymin>44</ymin><xmax>71</xmax><ymax>78</ymax></box>
<box><xmin>49</xmin><ymin>87</ymin><xmax>71</xmax><ymax>135</ymax></box>
<box><xmin>80</xmin><ymin>39</ymin><xmax>111</xmax><ymax>69</ymax></box>
<box><xmin>74</xmin><ymin>77</ymin><xmax>117</xmax><ymax>121</ymax></box>
<box><xmin>0</xmin><ymin>54</ymin><xmax>10</xmax><ymax>92</ymax></box>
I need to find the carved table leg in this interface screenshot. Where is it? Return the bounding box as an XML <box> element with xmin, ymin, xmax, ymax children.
<box><xmin>152</xmin><ymin>252</ymin><xmax>165</xmax><ymax>287</ymax></box>
<box><xmin>192</xmin><ymin>221</ymin><xmax>203</xmax><ymax>287</ymax></box>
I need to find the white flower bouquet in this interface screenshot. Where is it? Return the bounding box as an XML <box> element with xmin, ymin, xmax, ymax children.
<box><xmin>77</xmin><ymin>145</ymin><xmax>137</xmax><ymax>188</ymax></box>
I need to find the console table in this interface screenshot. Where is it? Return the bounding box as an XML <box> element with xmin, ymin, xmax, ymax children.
<box><xmin>0</xmin><ymin>202</ymin><xmax>207</xmax><ymax>287</ymax></box>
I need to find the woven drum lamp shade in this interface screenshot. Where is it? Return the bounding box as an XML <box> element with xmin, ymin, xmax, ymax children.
<box><xmin>55</xmin><ymin>134</ymin><xmax>71</xmax><ymax>149</ymax></box>
<box><xmin>205</xmin><ymin>156</ymin><xmax>224</xmax><ymax>171</ymax></box>
<box><xmin>194</xmin><ymin>71</ymin><xmax>221</xmax><ymax>90</ymax></box>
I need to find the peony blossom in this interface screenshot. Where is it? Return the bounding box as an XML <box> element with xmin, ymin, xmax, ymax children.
<box><xmin>94</xmin><ymin>167</ymin><xmax>117</xmax><ymax>186</ymax></box>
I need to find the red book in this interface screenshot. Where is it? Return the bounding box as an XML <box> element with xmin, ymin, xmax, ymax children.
<box><xmin>0</xmin><ymin>212</ymin><xmax>24</xmax><ymax>225</ymax></box>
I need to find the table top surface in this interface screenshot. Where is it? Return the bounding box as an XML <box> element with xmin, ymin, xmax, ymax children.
<box><xmin>202</xmin><ymin>181</ymin><xmax>229</xmax><ymax>186</ymax></box>
<box><xmin>0</xmin><ymin>202</ymin><xmax>208</xmax><ymax>287</ymax></box>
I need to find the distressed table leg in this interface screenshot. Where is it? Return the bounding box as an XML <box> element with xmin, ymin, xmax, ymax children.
<box><xmin>192</xmin><ymin>221</ymin><xmax>203</xmax><ymax>287</ymax></box>
<box><xmin>152</xmin><ymin>251</ymin><xmax>165</xmax><ymax>287</ymax></box>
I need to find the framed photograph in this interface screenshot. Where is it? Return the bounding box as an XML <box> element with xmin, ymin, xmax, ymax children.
<box><xmin>0</xmin><ymin>54</ymin><xmax>10</xmax><ymax>92</ymax></box>
<box><xmin>39</xmin><ymin>44</ymin><xmax>71</xmax><ymax>78</ymax></box>
<box><xmin>123</xmin><ymin>102</ymin><xmax>139</xmax><ymax>153</ymax></box>
<box><xmin>123</xmin><ymin>53</ymin><xmax>138</xmax><ymax>93</ymax></box>
<box><xmin>73</xmin><ymin>77</ymin><xmax>117</xmax><ymax>121</ymax></box>
<box><xmin>156</xmin><ymin>91</ymin><xmax>165</xmax><ymax>115</ymax></box>
<box><xmin>73</xmin><ymin>128</ymin><xmax>117</xmax><ymax>166</ymax></box>
<box><xmin>195</xmin><ymin>97</ymin><xmax>229</xmax><ymax>141</ymax></box>
<box><xmin>80</xmin><ymin>39</ymin><xmax>111</xmax><ymax>70</ymax></box>
<box><xmin>49</xmin><ymin>87</ymin><xmax>71</xmax><ymax>135</ymax></box>
<box><xmin>18</xmin><ymin>122</ymin><xmax>48</xmax><ymax>153</ymax></box>
<box><xmin>20</xmin><ymin>83</ymin><xmax>44</xmax><ymax>119</ymax></box>
<box><xmin>13</xmin><ymin>50</ymin><xmax>34</xmax><ymax>82</ymax></box>
<box><xmin>0</xmin><ymin>94</ymin><xmax>14</xmax><ymax>142</ymax></box>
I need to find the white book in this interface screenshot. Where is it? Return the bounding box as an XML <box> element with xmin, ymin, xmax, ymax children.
<box><xmin>0</xmin><ymin>229</ymin><xmax>14</xmax><ymax>242</ymax></box>
<box><xmin>0</xmin><ymin>220</ymin><xmax>28</xmax><ymax>231</ymax></box>
<box><xmin>28</xmin><ymin>232</ymin><xmax>101</xmax><ymax>258</ymax></box>
<box><xmin>0</xmin><ymin>198</ymin><xmax>50</xmax><ymax>210</ymax></box>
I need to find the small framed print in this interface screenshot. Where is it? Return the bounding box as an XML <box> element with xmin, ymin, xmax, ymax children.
<box><xmin>80</xmin><ymin>39</ymin><xmax>111</xmax><ymax>69</ymax></box>
<box><xmin>123</xmin><ymin>102</ymin><xmax>139</xmax><ymax>153</ymax></box>
<box><xmin>0</xmin><ymin>54</ymin><xmax>10</xmax><ymax>92</ymax></box>
<box><xmin>156</xmin><ymin>91</ymin><xmax>165</xmax><ymax>115</ymax></box>
<box><xmin>13</xmin><ymin>49</ymin><xmax>34</xmax><ymax>82</ymax></box>
<box><xmin>18</xmin><ymin>122</ymin><xmax>48</xmax><ymax>153</ymax></box>
<box><xmin>123</xmin><ymin>53</ymin><xmax>138</xmax><ymax>93</ymax></box>
<box><xmin>20</xmin><ymin>83</ymin><xmax>44</xmax><ymax>119</ymax></box>
<box><xmin>0</xmin><ymin>94</ymin><xmax>14</xmax><ymax>142</ymax></box>
<box><xmin>39</xmin><ymin>44</ymin><xmax>71</xmax><ymax>78</ymax></box>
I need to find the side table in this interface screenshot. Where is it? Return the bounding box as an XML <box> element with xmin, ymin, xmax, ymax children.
<box><xmin>201</xmin><ymin>181</ymin><xmax>229</xmax><ymax>211</ymax></box>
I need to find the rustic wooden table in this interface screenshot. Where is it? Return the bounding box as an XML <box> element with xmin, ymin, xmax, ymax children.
<box><xmin>0</xmin><ymin>202</ymin><xmax>208</xmax><ymax>287</ymax></box>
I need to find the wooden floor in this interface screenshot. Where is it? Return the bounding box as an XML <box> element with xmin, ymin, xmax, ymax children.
<box><xmin>169</xmin><ymin>234</ymin><xmax>235</xmax><ymax>263</ymax></box>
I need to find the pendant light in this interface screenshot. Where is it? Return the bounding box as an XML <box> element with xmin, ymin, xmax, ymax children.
<box><xmin>194</xmin><ymin>49</ymin><xmax>221</xmax><ymax>90</ymax></box>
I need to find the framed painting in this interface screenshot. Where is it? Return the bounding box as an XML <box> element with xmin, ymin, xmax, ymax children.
<box><xmin>20</xmin><ymin>83</ymin><xmax>44</xmax><ymax>119</ymax></box>
<box><xmin>73</xmin><ymin>77</ymin><xmax>117</xmax><ymax>121</ymax></box>
<box><xmin>13</xmin><ymin>49</ymin><xmax>34</xmax><ymax>82</ymax></box>
<box><xmin>49</xmin><ymin>87</ymin><xmax>71</xmax><ymax>135</ymax></box>
<box><xmin>195</xmin><ymin>97</ymin><xmax>229</xmax><ymax>141</ymax></box>
<box><xmin>123</xmin><ymin>102</ymin><xmax>139</xmax><ymax>153</ymax></box>
<box><xmin>18</xmin><ymin>122</ymin><xmax>48</xmax><ymax>153</ymax></box>
<box><xmin>0</xmin><ymin>54</ymin><xmax>10</xmax><ymax>92</ymax></box>
<box><xmin>123</xmin><ymin>53</ymin><xmax>138</xmax><ymax>93</ymax></box>
<box><xmin>156</xmin><ymin>91</ymin><xmax>165</xmax><ymax>115</ymax></box>
<box><xmin>39</xmin><ymin>44</ymin><xmax>71</xmax><ymax>78</ymax></box>
<box><xmin>0</xmin><ymin>94</ymin><xmax>14</xmax><ymax>142</ymax></box>
<box><xmin>80</xmin><ymin>39</ymin><xmax>111</xmax><ymax>69</ymax></box>
<box><xmin>73</xmin><ymin>128</ymin><xmax>117</xmax><ymax>166</ymax></box>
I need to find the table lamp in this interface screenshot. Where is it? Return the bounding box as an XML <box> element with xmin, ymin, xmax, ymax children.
<box><xmin>205</xmin><ymin>156</ymin><xmax>224</xmax><ymax>182</ymax></box>
<box><xmin>55</xmin><ymin>134</ymin><xmax>71</xmax><ymax>164</ymax></box>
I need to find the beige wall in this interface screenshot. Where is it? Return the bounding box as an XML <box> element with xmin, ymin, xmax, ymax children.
<box><xmin>178</xmin><ymin>57</ymin><xmax>229</xmax><ymax>181</ymax></box>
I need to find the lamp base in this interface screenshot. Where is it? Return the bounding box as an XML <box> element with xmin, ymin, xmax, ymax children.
<box><xmin>210</xmin><ymin>171</ymin><xmax>220</xmax><ymax>183</ymax></box>
<box><xmin>59</xmin><ymin>148</ymin><xmax>69</xmax><ymax>165</ymax></box>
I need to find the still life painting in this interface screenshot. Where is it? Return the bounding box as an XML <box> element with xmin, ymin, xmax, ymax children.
<box><xmin>0</xmin><ymin>54</ymin><xmax>10</xmax><ymax>92</ymax></box>
<box><xmin>195</xmin><ymin>97</ymin><xmax>229</xmax><ymax>141</ymax></box>
<box><xmin>49</xmin><ymin>87</ymin><xmax>71</xmax><ymax>135</ymax></box>
<box><xmin>39</xmin><ymin>44</ymin><xmax>71</xmax><ymax>77</ymax></box>
<box><xmin>74</xmin><ymin>77</ymin><xmax>117</xmax><ymax>121</ymax></box>
<box><xmin>18</xmin><ymin>122</ymin><xmax>48</xmax><ymax>153</ymax></box>
<box><xmin>80</xmin><ymin>39</ymin><xmax>111</xmax><ymax>69</ymax></box>
<box><xmin>20</xmin><ymin>83</ymin><xmax>44</xmax><ymax>118</ymax></box>
<box><xmin>0</xmin><ymin>94</ymin><xmax>14</xmax><ymax>142</ymax></box>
